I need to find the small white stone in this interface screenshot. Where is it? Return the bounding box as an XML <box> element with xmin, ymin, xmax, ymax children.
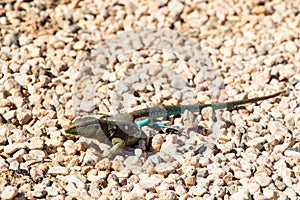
<box><xmin>79</xmin><ymin>99</ymin><xmax>96</xmax><ymax>112</ymax></box>
<box><xmin>45</xmin><ymin>182</ymin><xmax>64</xmax><ymax>197</ymax></box>
<box><xmin>284</xmin><ymin>149</ymin><xmax>300</xmax><ymax>159</ymax></box>
<box><xmin>108</xmin><ymin>73</ymin><xmax>117</xmax><ymax>82</ymax></box>
<box><xmin>73</xmin><ymin>40</ymin><xmax>85</xmax><ymax>50</ymax></box>
<box><xmin>174</xmin><ymin>185</ymin><xmax>187</xmax><ymax>196</ymax></box>
<box><xmin>171</xmin><ymin>78</ymin><xmax>186</xmax><ymax>90</ymax></box>
<box><xmin>199</xmin><ymin>157</ymin><xmax>211</xmax><ymax>167</ymax></box>
<box><xmin>273</xmin><ymin>133</ymin><xmax>292</xmax><ymax>153</ymax></box>
<box><xmin>65</xmin><ymin>183</ymin><xmax>81</xmax><ymax>198</ymax></box>
<box><xmin>63</xmin><ymin>141</ymin><xmax>77</xmax><ymax>156</ymax></box>
<box><xmin>31</xmin><ymin>47</ymin><xmax>41</xmax><ymax>58</ymax></box>
<box><xmin>122</xmin><ymin>192</ymin><xmax>140</xmax><ymax>200</ymax></box>
<box><xmin>284</xmin><ymin>113</ymin><xmax>295</xmax><ymax>128</ymax></box>
<box><xmin>276</xmin><ymin>167</ymin><xmax>292</xmax><ymax>178</ymax></box>
<box><xmin>283</xmin><ymin>187</ymin><xmax>297</xmax><ymax>199</ymax></box>
<box><xmin>292</xmin><ymin>182</ymin><xmax>300</xmax><ymax>196</ymax></box>
<box><xmin>131</xmin><ymin>184</ymin><xmax>147</xmax><ymax>198</ymax></box>
<box><xmin>282</xmin><ymin>177</ymin><xmax>293</xmax><ymax>187</ymax></box>
<box><xmin>168</xmin><ymin>0</ymin><xmax>184</xmax><ymax>16</ymax></box>
<box><xmin>263</xmin><ymin>188</ymin><xmax>275</xmax><ymax>199</ymax></box>
<box><xmin>9</xmin><ymin>160</ymin><xmax>19</xmax><ymax>171</ymax></box>
<box><xmin>28</xmin><ymin>150</ymin><xmax>46</xmax><ymax>160</ymax></box>
<box><xmin>254</xmin><ymin>175</ymin><xmax>272</xmax><ymax>187</ymax></box>
<box><xmin>132</xmin><ymin>82</ymin><xmax>146</xmax><ymax>92</ymax></box>
<box><xmin>189</xmin><ymin>184</ymin><xmax>207</xmax><ymax>196</ymax></box>
<box><xmin>275</xmin><ymin>179</ymin><xmax>286</xmax><ymax>191</ymax></box>
<box><xmin>285</xmin><ymin>41</ymin><xmax>298</xmax><ymax>53</ymax></box>
<box><xmin>234</xmin><ymin>171</ymin><xmax>251</xmax><ymax>179</ymax></box>
<box><xmin>26</xmin><ymin>137</ymin><xmax>44</xmax><ymax>150</ymax></box>
<box><xmin>210</xmin><ymin>186</ymin><xmax>226</xmax><ymax>198</ymax></box>
<box><xmin>1</xmin><ymin>185</ymin><xmax>18</xmax><ymax>200</ymax></box>
<box><xmin>242</xmin><ymin>182</ymin><xmax>260</xmax><ymax>194</ymax></box>
<box><xmin>155</xmin><ymin>162</ymin><xmax>175</xmax><ymax>176</ymax></box>
<box><xmin>3</xmin><ymin>110</ymin><xmax>16</xmax><ymax>122</ymax></box>
<box><xmin>139</xmin><ymin>174</ymin><xmax>163</xmax><ymax>190</ymax></box>
<box><xmin>150</xmin><ymin>134</ymin><xmax>164</xmax><ymax>151</ymax></box>
<box><xmin>4</xmin><ymin>143</ymin><xmax>26</xmax><ymax>154</ymax></box>
<box><xmin>246</xmin><ymin>137</ymin><xmax>266</xmax><ymax>149</ymax></box>
<box><xmin>48</xmin><ymin>166</ymin><xmax>68</xmax><ymax>175</ymax></box>
<box><xmin>19</xmin><ymin>34</ymin><xmax>32</xmax><ymax>46</ymax></box>
<box><xmin>230</xmin><ymin>188</ymin><xmax>251</xmax><ymax>200</ymax></box>
<box><xmin>268</xmin><ymin>121</ymin><xmax>289</xmax><ymax>137</ymax></box>
<box><xmin>159</xmin><ymin>190</ymin><xmax>177</xmax><ymax>200</ymax></box>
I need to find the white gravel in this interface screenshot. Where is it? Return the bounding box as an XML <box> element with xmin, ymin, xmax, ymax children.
<box><xmin>0</xmin><ymin>0</ymin><xmax>299</xmax><ymax>199</ymax></box>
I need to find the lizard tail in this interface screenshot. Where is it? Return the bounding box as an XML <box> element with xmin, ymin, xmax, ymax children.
<box><xmin>210</xmin><ymin>89</ymin><xmax>287</xmax><ymax>110</ymax></box>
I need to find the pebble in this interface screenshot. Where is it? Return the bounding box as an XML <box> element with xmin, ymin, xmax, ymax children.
<box><xmin>246</xmin><ymin>137</ymin><xmax>266</xmax><ymax>149</ymax></box>
<box><xmin>139</xmin><ymin>174</ymin><xmax>163</xmax><ymax>190</ymax></box>
<box><xmin>28</xmin><ymin>150</ymin><xmax>46</xmax><ymax>160</ymax></box>
<box><xmin>48</xmin><ymin>166</ymin><xmax>69</xmax><ymax>175</ymax></box>
<box><xmin>284</xmin><ymin>187</ymin><xmax>297</xmax><ymax>199</ymax></box>
<box><xmin>234</xmin><ymin>171</ymin><xmax>251</xmax><ymax>179</ymax></box>
<box><xmin>3</xmin><ymin>110</ymin><xmax>16</xmax><ymax>122</ymax></box>
<box><xmin>174</xmin><ymin>184</ymin><xmax>187</xmax><ymax>196</ymax></box>
<box><xmin>79</xmin><ymin>99</ymin><xmax>96</xmax><ymax>112</ymax></box>
<box><xmin>9</xmin><ymin>160</ymin><xmax>19</xmax><ymax>170</ymax></box>
<box><xmin>155</xmin><ymin>163</ymin><xmax>176</xmax><ymax>176</ymax></box>
<box><xmin>4</xmin><ymin>142</ymin><xmax>26</xmax><ymax>154</ymax></box>
<box><xmin>26</xmin><ymin>137</ymin><xmax>44</xmax><ymax>150</ymax></box>
<box><xmin>254</xmin><ymin>175</ymin><xmax>272</xmax><ymax>187</ymax></box>
<box><xmin>45</xmin><ymin>182</ymin><xmax>64</xmax><ymax>197</ymax></box>
<box><xmin>275</xmin><ymin>179</ymin><xmax>286</xmax><ymax>191</ymax></box>
<box><xmin>285</xmin><ymin>41</ymin><xmax>298</xmax><ymax>53</ymax></box>
<box><xmin>285</xmin><ymin>149</ymin><xmax>300</xmax><ymax>159</ymax></box>
<box><xmin>131</xmin><ymin>184</ymin><xmax>146</xmax><ymax>198</ymax></box>
<box><xmin>63</xmin><ymin>140</ymin><xmax>77</xmax><ymax>155</ymax></box>
<box><xmin>189</xmin><ymin>184</ymin><xmax>207</xmax><ymax>196</ymax></box>
<box><xmin>242</xmin><ymin>183</ymin><xmax>260</xmax><ymax>194</ymax></box>
<box><xmin>210</xmin><ymin>186</ymin><xmax>226</xmax><ymax>198</ymax></box>
<box><xmin>73</xmin><ymin>40</ymin><xmax>86</xmax><ymax>50</ymax></box>
<box><xmin>268</xmin><ymin>121</ymin><xmax>289</xmax><ymax>137</ymax></box>
<box><xmin>159</xmin><ymin>190</ymin><xmax>178</xmax><ymax>200</ymax></box>
<box><xmin>150</xmin><ymin>134</ymin><xmax>164</xmax><ymax>152</ymax></box>
<box><xmin>122</xmin><ymin>192</ymin><xmax>140</xmax><ymax>200</ymax></box>
<box><xmin>230</xmin><ymin>188</ymin><xmax>251</xmax><ymax>200</ymax></box>
<box><xmin>1</xmin><ymin>185</ymin><xmax>18</xmax><ymax>200</ymax></box>
<box><xmin>18</xmin><ymin>34</ymin><xmax>32</xmax><ymax>46</ymax></box>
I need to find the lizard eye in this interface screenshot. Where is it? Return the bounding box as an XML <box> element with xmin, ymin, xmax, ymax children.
<box><xmin>124</xmin><ymin>125</ymin><xmax>128</xmax><ymax>130</ymax></box>
<box><xmin>113</xmin><ymin>126</ymin><xmax>117</xmax><ymax>130</ymax></box>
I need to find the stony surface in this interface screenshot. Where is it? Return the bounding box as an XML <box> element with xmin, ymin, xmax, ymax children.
<box><xmin>0</xmin><ymin>0</ymin><xmax>299</xmax><ymax>199</ymax></box>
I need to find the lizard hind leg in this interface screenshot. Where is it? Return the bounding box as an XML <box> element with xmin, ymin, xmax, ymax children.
<box><xmin>152</xmin><ymin>121</ymin><xmax>180</xmax><ymax>134</ymax></box>
<box><xmin>102</xmin><ymin>138</ymin><xmax>126</xmax><ymax>157</ymax></box>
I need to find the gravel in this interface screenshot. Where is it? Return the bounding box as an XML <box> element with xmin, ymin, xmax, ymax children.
<box><xmin>0</xmin><ymin>0</ymin><xmax>299</xmax><ymax>199</ymax></box>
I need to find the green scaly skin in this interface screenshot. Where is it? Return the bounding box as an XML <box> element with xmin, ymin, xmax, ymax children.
<box><xmin>65</xmin><ymin>90</ymin><xmax>286</xmax><ymax>157</ymax></box>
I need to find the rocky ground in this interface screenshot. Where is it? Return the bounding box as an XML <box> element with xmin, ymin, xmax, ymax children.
<box><xmin>0</xmin><ymin>0</ymin><xmax>300</xmax><ymax>199</ymax></box>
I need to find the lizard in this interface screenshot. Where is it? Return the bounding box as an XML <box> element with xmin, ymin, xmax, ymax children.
<box><xmin>65</xmin><ymin>90</ymin><xmax>286</xmax><ymax>157</ymax></box>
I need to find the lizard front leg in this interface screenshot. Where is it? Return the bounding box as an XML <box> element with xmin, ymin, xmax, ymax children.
<box><xmin>103</xmin><ymin>138</ymin><xmax>125</xmax><ymax>157</ymax></box>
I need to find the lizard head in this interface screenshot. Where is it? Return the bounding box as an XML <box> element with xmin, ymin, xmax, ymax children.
<box><xmin>65</xmin><ymin>117</ymin><xmax>104</xmax><ymax>136</ymax></box>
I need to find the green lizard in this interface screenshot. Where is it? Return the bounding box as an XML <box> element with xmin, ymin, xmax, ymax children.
<box><xmin>65</xmin><ymin>90</ymin><xmax>285</xmax><ymax>157</ymax></box>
